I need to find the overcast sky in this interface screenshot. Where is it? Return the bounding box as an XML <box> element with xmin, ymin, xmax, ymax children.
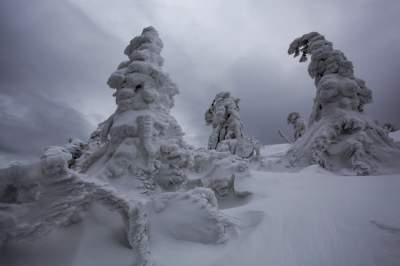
<box><xmin>1</xmin><ymin>0</ymin><xmax>399</xmax><ymax>161</ymax></box>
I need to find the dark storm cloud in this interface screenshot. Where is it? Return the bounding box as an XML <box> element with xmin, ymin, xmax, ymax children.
<box><xmin>1</xmin><ymin>0</ymin><xmax>399</xmax><ymax>161</ymax></box>
<box><xmin>332</xmin><ymin>1</ymin><xmax>400</xmax><ymax>127</ymax></box>
<box><xmin>0</xmin><ymin>0</ymin><xmax>123</xmax><ymax>160</ymax></box>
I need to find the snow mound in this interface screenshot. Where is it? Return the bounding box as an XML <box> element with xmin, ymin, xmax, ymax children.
<box><xmin>151</xmin><ymin>188</ymin><xmax>234</xmax><ymax>244</ymax></box>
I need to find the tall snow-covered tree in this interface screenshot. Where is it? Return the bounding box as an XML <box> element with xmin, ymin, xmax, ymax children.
<box><xmin>77</xmin><ymin>26</ymin><xmax>187</xmax><ymax>185</ymax></box>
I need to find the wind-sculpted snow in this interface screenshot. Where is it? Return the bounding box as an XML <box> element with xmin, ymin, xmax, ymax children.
<box><xmin>205</xmin><ymin>92</ymin><xmax>260</xmax><ymax>159</ymax></box>
<box><xmin>286</xmin><ymin>32</ymin><xmax>400</xmax><ymax>175</ymax></box>
<box><xmin>0</xmin><ymin>145</ymin><xmax>247</xmax><ymax>265</ymax></box>
<box><xmin>151</xmin><ymin>188</ymin><xmax>235</xmax><ymax>244</ymax></box>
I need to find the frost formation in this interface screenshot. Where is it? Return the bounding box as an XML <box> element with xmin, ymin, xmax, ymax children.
<box><xmin>286</xmin><ymin>32</ymin><xmax>400</xmax><ymax>175</ymax></box>
<box><xmin>205</xmin><ymin>92</ymin><xmax>260</xmax><ymax>159</ymax></box>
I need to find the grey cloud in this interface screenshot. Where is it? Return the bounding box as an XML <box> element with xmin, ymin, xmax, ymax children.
<box><xmin>0</xmin><ymin>0</ymin><xmax>123</xmax><ymax>160</ymax></box>
<box><xmin>0</xmin><ymin>92</ymin><xmax>90</xmax><ymax>157</ymax></box>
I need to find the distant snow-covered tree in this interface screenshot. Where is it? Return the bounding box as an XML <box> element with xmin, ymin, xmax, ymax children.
<box><xmin>205</xmin><ymin>92</ymin><xmax>260</xmax><ymax>159</ymax></box>
<box><xmin>287</xmin><ymin>112</ymin><xmax>306</xmax><ymax>141</ymax></box>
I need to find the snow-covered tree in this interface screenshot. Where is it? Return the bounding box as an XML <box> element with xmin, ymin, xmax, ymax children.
<box><xmin>287</xmin><ymin>112</ymin><xmax>306</xmax><ymax>141</ymax></box>
<box><xmin>205</xmin><ymin>92</ymin><xmax>260</xmax><ymax>159</ymax></box>
<box><xmin>286</xmin><ymin>32</ymin><xmax>400</xmax><ymax>175</ymax></box>
<box><xmin>74</xmin><ymin>26</ymin><xmax>192</xmax><ymax>190</ymax></box>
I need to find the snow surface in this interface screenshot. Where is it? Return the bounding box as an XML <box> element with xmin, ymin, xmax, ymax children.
<box><xmin>2</xmin><ymin>143</ymin><xmax>400</xmax><ymax>266</ymax></box>
<box><xmin>390</xmin><ymin>130</ymin><xmax>400</xmax><ymax>142</ymax></box>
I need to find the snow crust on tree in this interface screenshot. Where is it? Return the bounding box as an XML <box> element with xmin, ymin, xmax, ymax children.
<box><xmin>76</xmin><ymin>26</ymin><xmax>186</xmax><ymax>185</ymax></box>
<box><xmin>205</xmin><ymin>92</ymin><xmax>260</xmax><ymax>159</ymax></box>
<box><xmin>286</xmin><ymin>32</ymin><xmax>400</xmax><ymax>175</ymax></box>
<box><xmin>287</xmin><ymin>112</ymin><xmax>306</xmax><ymax>141</ymax></box>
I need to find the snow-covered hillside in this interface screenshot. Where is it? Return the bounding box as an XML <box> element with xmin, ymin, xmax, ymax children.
<box><xmin>2</xmin><ymin>143</ymin><xmax>400</xmax><ymax>266</ymax></box>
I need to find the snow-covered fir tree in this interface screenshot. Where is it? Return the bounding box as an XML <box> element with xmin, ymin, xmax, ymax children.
<box><xmin>285</xmin><ymin>32</ymin><xmax>400</xmax><ymax>175</ymax></box>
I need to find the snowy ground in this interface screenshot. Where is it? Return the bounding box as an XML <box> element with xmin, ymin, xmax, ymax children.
<box><xmin>2</xmin><ymin>142</ymin><xmax>400</xmax><ymax>266</ymax></box>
